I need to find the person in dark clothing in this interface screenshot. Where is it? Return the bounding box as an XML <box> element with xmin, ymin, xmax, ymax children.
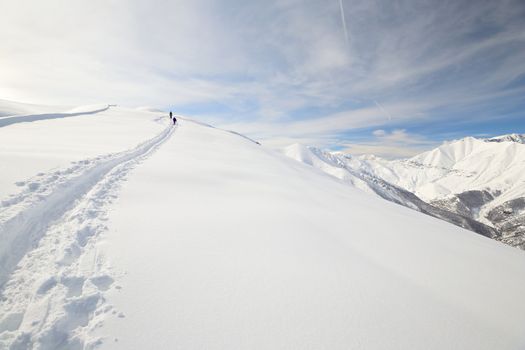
<box><xmin>173</xmin><ymin>116</ymin><xmax>177</xmax><ymax>125</ymax></box>
<box><xmin>169</xmin><ymin>111</ymin><xmax>173</xmax><ymax>119</ymax></box>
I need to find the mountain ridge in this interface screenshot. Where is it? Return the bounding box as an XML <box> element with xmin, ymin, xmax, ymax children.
<box><xmin>1</xmin><ymin>98</ymin><xmax>525</xmax><ymax>348</ymax></box>
<box><xmin>285</xmin><ymin>134</ymin><xmax>525</xmax><ymax>249</ymax></box>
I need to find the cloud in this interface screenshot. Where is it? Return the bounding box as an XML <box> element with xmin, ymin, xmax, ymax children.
<box><xmin>1</xmin><ymin>0</ymin><xmax>524</xmax><ymax>153</ymax></box>
<box><xmin>340</xmin><ymin>129</ymin><xmax>439</xmax><ymax>159</ymax></box>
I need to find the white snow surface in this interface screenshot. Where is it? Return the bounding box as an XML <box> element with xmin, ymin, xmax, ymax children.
<box><xmin>0</xmin><ymin>99</ymin><xmax>70</xmax><ymax>118</ymax></box>
<box><xmin>486</xmin><ymin>133</ymin><xmax>525</xmax><ymax>144</ymax></box>
<box><xmin>289</xmin><ymin>137</ymin><xmax>525</xmax><ymax>224</ymax></box>
<box><xmin>1</xmin><ymin>101</ymin><xmax>525</xmax><ymax>349</ymax></box>
<box><xmin>0</xmin><ymin>104</ymin><xmax>165</xmax><ymax>199</ymax></box>
<box><xmin>353</xmin><ymin>136</ymin><xmax>525</xmax><ymax>206</ymax></box>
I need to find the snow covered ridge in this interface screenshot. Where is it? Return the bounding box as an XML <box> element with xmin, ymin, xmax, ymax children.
<box><xmin>0</xmin><ymin>98</ymin><xmax>71</xmax><ymax>118</ymax></box>
<box><xmin>485</xmin><ymin>133</ymin><xmax>525</xmax><ymax>144</ymax></box>
<box><xmin>1</xmin><ymin>100</ymin><xmax>525</xmax><ymax>349</ymax></box>
<box><xmin>285</xmin><ymin>134</ymin><xmax>525</xmax><ymax>249</ymax></box>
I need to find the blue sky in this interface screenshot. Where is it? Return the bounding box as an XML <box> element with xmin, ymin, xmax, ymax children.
<box><xmin>1</xmin><ymin>0</ymin><xmax>524</xmax><ymax>158</ymax></box>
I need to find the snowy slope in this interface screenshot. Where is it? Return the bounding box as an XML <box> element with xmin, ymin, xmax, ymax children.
<box><xmin>1</xmin><ymin>102</ymin><xmax>525</xmax><ymax>349</ymax></box>
<box><xmin>0</xmin><ymin>102</ymin><xmax>165</xmax><ymax>199</ymax></box>
<box><xmin>284</xmin><ymin>144</ymin><xmax>498</xmax><ymax>238</ymax></box>
<box><xmin>486</xmin><ymin>133</ymin><xmax>525</xmax><ymax>144</ymax></box>
<box><xmin>283</xmin><ymin>143</ymin><xmax>375</xmax><ymax>194</ymax></box>
<box><xmin>289</xmin><ymin>136</ymin><xmax>525</xmax><ymax>248</ymax></box>
<box><xmin>0</xmin><ymin>99</ymin><xmax>69</xmax><ymax>118</ymax></box>
<box><xmin>97</xmin><ymin>122</ymin><xmax>525</xmax><ymax>350</ymax></box>
<box><xmin>346</xmin><ymin>136</ymin><xmax>525</xmax><ymax>204</ymax></box>
<box><xmin>356</xmin><ymin>136</ymin><xmax>525</xmax><ymax>248</ymax></box>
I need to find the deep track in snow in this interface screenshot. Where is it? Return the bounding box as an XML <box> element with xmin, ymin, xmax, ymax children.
<box><xmin>0</xmin><ymin>124</ymin><xmax>175</xmax><ymax>290</ymax></box>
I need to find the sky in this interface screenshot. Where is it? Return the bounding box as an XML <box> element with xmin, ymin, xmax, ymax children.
<box><xmin>1</xmin><ymin>0</ymin><xmax>524</xmax><ymax>158</ymax></box>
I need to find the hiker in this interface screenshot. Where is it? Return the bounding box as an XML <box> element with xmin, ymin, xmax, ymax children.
<box><xmin>173</xmin><ymin>116</ymin><xmax>177</xmax><ymax>125</ymax></box>
<box><xmin>169</xmin><ymin>111</ymin><xmax>173</xmax><ymax>119</ymax></box>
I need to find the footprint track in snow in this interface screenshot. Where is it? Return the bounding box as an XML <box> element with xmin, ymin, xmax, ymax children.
<box><xmin>0</xmin><ymin>124</ymin><xmax>174</xmax><ymax>288</ymax></box>
<box><xmin>0</xmin><ymin>123</ymin><xmax>177</xmax><ymax>349</ymax></box>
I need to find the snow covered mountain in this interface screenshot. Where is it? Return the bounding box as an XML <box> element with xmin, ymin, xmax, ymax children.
<box><xmin>486</xmin><ymin>133</ymin><xmax>525</xmax><ymax>144</ymax></box>
<box><xmin>1</xmin><ymin>100</ymin><xmax>525</xmax><ymax>349</ymax></box>
<box><xmin>285</xmin><ymin>134</ymin><xmax>525</xmax><ymax>249</ymax></box>
<box><xmin>284</xmin><ymin>144</ymin><xmax>498</xmax><ymax>238</ymax></box>
<box><xmin>0</xmin><ymin>98</ymin><xmax>70</xmax><ymax>118</ymax></box>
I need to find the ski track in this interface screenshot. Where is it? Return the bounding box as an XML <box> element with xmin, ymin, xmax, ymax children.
<box><xmin>0</xmin><ymin>124</ymin><xmax>175</xmax><ymax>349</ymax></box>
<box><xmin>0</xmin><ymin>106</ymin><xmax>110</xmax><ymax>128</ymax></box>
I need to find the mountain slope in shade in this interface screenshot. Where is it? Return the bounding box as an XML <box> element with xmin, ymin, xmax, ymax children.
<box><xmin>486</xmin><ymin>133</ymin><xmax>525</xmax><ymax>144</ymax></box>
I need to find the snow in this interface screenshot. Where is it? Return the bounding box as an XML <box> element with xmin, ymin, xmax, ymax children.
<box><xmin>0</xmin><ymin>99</ymin><xmax>70</xmax><ymax>118</ymax></box>
<box><xmin>283</xmin><ymin>144</ymin><xmax>375</xmax><ymax>194</ymax></box>
<box><xmin>95</xmin><ymin>122</ymin><xmax>525</xmax><ymax>350</ymax></box>
<box><xmin>1</xmin><ymin>100</ymin><xmax>525</xmax><ymax>349</ymax></box>
<box><xmin>486</xmin><ymin>133</ymin><xmax>525</xmax><ymax>144</ymax></box>
<box><xmin>321</xmin><ymin>136</ymin><xmax>525</xmax><ymax>210</ymax></box>
<box><xmin>284</xmin><ymin>138</ymin><xmax>525</xmax><ymax>246</ymax></box>
<box><xmin>0</xmin><ymin>103</ymin><xmax>165</xmax><ymax>199</ymax></box>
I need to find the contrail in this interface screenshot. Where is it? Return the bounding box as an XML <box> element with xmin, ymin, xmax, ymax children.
<box><xmin>374</xmin><ymin>100</ymin><xmax>392</xmax><ymax>121</ymax></box>
<box><xmin>338</xmin><ymin>0</ymin><xmax>349</xmax><ymax>47</ymax></box>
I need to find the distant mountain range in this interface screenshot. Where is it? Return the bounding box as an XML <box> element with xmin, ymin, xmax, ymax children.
<box><xmin>285</xmin><ymin>134</ymin><xmax>525</xmax><ymax>249</ymax></box>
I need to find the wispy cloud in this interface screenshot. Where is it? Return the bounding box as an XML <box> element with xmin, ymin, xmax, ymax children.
<box><xmin>341</xmin><ymin>129</ymin><xmax>439</xmax><ymax>159</ymax></box>
<box><xmin>1</xmin><ymin>0</ymin><xmax>524</xmax><ymax>157</ymax></box>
